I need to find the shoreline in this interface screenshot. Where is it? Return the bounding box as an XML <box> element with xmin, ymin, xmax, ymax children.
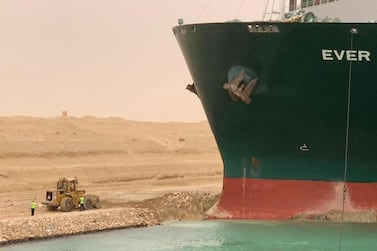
<box><xmin>1</xmin><ymin>223</ymin><xmax>147</xmax><ymax>247</ymax></box>
<box><xmin>0</xmin><ymin>209</ymin><xmax>154</xmax><ymax>246</ymax></box>
<box><xmin>0</xmin><ymin>191</ymin><xmax>220</xmax><ymax>246</ymax></box>
<box><xmin>2</xmin><ymin>193</ymin><xmax>377</xmax><ymax>246</ymax></box>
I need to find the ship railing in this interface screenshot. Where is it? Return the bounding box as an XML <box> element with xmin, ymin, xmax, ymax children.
<box><xmin>262</xmin><ymin>0</ymin><xmax>341</xmax><ymax>22</ymax></box>
<box><xmin>300</xmin><ymin>0</ymin><xmax>339</xmax><ymax>9</ymax></box>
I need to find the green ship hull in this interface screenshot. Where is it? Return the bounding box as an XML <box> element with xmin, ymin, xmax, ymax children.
<box><xmin>174</xmin><ymin>22</ymin><xmax>377</xmax><ymax>219</ymax></box>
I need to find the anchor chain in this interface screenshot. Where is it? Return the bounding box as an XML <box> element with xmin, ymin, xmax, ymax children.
<box><xmin>338</xmin><ymin>27</ymin><xmax>357</xmax><ymax>251</ymax></box>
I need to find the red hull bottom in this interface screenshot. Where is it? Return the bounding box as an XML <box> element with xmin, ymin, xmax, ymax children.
<box><xmin>206</xmin><ymin>178</ymin><xmax>377</xmax><ymax>220</ymax></box>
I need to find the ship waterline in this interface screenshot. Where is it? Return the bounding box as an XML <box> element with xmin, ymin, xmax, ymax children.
<box><xmin>208</xmin><ymin>178</ymin><xmax>377</xmax><ymax>219</ymax></box>
<box><xmin>174</xmin><ymin>21</ymin><xmax>377</xmax><ymax>219</ymax></box>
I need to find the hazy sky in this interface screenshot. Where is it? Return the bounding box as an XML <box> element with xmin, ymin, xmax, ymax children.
<box><xmin>0</xmin><ymin>0</ymin><xmax>264</xmax><ymax>122</ymax></box>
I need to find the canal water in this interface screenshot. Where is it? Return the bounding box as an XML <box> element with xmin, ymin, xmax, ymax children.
<box><xmin>2</xmin><ymin>220</ymin><xmax>377</xmax><ymax>251</ymax></box>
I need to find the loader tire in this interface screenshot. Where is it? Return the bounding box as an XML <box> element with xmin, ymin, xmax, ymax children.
<box><xmin>94</xmin><ymin>201</ymin><xmax>101</xmax><ymax>209</ymax></box>
<box><xmin>83</xmin><ymin>197</ymin><xmax>93</xmax><ymax>210</ymax></box>
<box><xmin>60</xmin><ymin>197</ymin><xmax>74</xmax><ymax>212</ymax></box>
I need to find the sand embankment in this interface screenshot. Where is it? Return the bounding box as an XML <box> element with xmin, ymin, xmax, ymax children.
<box><xmin>0</xmin><ymin>116</ymin><xmax>223</xmax><ymax>245</ymax></box>
<box><xmin>0</xmin><ymin>191</ymin><xmax>220</xmax><ymax>245</ymax></box>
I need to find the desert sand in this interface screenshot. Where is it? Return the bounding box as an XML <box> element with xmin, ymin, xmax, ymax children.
<box><xmin>0</xmin><ymin>116</ymin><xmax>223</xmax><ymax>244</ymax></box>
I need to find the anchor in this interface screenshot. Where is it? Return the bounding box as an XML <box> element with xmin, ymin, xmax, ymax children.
<box><xmin>223</xmin><ymin>70</ymin><xmax>257</xmax><ymax>104</ymax></box>
<box><xmin>186</xmin><ymin>83</ymin><xmax>198</xmax><ymax>96</ymax></box>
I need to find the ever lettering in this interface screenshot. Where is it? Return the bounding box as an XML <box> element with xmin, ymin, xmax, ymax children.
<box><xmin>322</xmin><ymin>49</ymin><xmax>371</xmax><ymax>61</ymax></box>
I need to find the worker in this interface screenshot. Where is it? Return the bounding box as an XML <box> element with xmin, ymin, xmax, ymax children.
<box><xmin>30</xmin><ymin>200</ymin><xmax>36</xmax><ymax>216</ymax></box>
<box><xmin>79</xmin><ymin>196</ymin><xmax>84</xmax><ymax>211</ymax></box>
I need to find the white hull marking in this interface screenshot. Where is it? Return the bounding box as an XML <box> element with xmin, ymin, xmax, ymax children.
<box><xmin>322</xmin><ymin>49</ymin><xmax>371</xmax><ymax>61</ymax></box>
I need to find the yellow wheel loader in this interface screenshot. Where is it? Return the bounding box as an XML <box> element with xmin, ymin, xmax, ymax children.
<box><xmin>44</xmin><ymin>177</ymin><xmax>100</xmax><ymax>212</ymax></box>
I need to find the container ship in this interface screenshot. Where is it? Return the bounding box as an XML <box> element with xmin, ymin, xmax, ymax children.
<box><xmin>173</xmin><ymin>0</ymin><xmax>377</xmax><ymax>219</ymax></box>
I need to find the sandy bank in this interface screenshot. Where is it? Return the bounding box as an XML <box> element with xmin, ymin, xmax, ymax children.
<box><xmin>0</xmin><ymin>117</ymin><xmax>222</xmax><ymax>245</ymax></box>
<box><xmin>0</xmin><ymin>191</ymin><xmax>220</xmax><ymax>245</ymax></box>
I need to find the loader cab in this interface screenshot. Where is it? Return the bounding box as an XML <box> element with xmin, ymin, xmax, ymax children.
<box><xmin>57</xmin><ymin>177</ymin><xmax>78</xmax><ymax>192</ymax></box>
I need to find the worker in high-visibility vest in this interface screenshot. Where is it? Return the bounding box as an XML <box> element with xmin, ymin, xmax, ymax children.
<box><xmin>79</xmin><ymin>196</ymin><xmax>84</xmax><ymax>211</ymax></box>
<box><xmin>30</xmin><ymin>200</ymin><xmax>36</xmax><ymax>216</ymax></box>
